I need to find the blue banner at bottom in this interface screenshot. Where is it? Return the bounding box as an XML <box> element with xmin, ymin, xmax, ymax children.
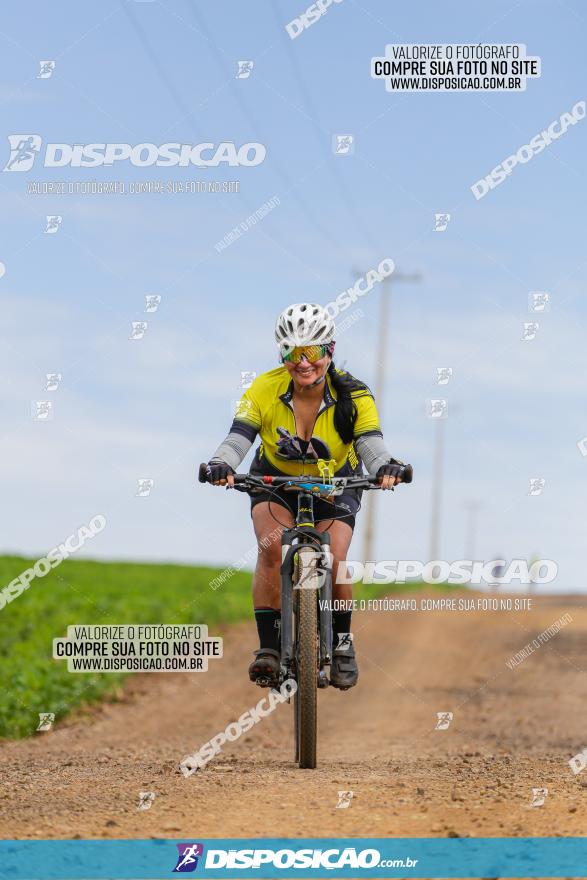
<box><xmin>1</xmin><ymin>837</ymin><xmax>586</xmax><ymax>879</ymax></box>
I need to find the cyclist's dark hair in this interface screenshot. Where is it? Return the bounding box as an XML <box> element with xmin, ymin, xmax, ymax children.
<box><xmin>327</xmin><ymin>361</ymin><xmax>371</xmax><ymax>444</ymax></box>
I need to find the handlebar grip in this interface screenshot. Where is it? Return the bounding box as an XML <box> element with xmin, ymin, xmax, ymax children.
<box><xmin>400</xmin><ymin>464</ymin><xmax>413</xmax><ymax>484</ymax></box>
<box><xmin>198</xmin><ymin>463</ymin><xmax>210</xmax><ymax>483</ymax></box>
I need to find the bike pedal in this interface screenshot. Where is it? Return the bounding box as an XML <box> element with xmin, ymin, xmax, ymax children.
<box><xmin>253</xmin><ymin>676</ymin><xmax>277</xmax><ymax>688</ymax></box>
<box><xmin>317</xmin><ymin>670</ymin><xmax>330</xmax><ymax>689</ymax></box>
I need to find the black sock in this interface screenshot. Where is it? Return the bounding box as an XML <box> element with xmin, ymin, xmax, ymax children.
<box><xmin>254</xmin><ymin>607</ymin><xmax>281</xmax><ymax>651</ymax></box>
<box><xmin>333</xmin><ymin>610</ymin><xmax>352</xmax><ymax>651</ymax></box>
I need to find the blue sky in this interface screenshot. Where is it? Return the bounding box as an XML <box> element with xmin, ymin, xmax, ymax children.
<box><xmin>0</xmin><ymin>0</ymin><xmax>585</xmax><ymax>590</ymax></box>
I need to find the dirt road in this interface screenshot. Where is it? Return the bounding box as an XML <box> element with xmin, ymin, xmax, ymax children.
<box><xmin>1</xmin><ymin>591</ymin><xmax>587</xmax><ymax>840</ymax></box>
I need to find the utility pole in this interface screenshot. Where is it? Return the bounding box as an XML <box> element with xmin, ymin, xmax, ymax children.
<box><xmin>465</xmin><ymin>499</ymin><xmax>486</xmax><ymax>588</ymax></box>
<box><xmin>464</xmin><ymin>500</ymin><xmax>481</xmax><ymax>561</ymax></box>
<box><xmin>428</xmin><ymin>417</ymin><xmax>445</xmax><ymax>561</ymax></box>
<box><xmin>361</xmin><ymin>269</ymin><xmax>421</xmax><ymax>564</ymax></box>
<box><xmin>465</xmin><ymin>501</ymin><xmax>481</xmax><ymax>560</ymax></box>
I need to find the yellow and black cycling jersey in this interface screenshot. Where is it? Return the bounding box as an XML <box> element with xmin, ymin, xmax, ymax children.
<box><xmin>230</xmin><ymin>366</ymin><xmax>382</xmax><ymax>477</ymax></box>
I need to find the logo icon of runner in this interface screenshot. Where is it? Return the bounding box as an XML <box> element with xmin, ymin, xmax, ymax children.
<box><xmin>236</xmin><ymin>61</ymin><xmax>254</xmax><ymax>79</ymax></box>
<box><xmin>435</xmin><ymin>711</ymin><xmax>454</xmax><ymax>730</ymax></box>
<box><xmin>37</xmin><ymin>61</ymin><xmax>56</xmax><ymax>79</ymax></box>
<box><xmin>45</xmin><ymin>215</ymin><xmax>62</xmax><ymax>234</ymax></box>
<box><xmin>433</xmin><ymin>212</ymin><xmax>451</xmax><ymax>232</ymax></box>
<box><xmin>336</xmin><ymin>632</ymin><xmax>353</xmax><ymax>652</ymax></box>
<box><xmin>333</xmin><ymin>134</ymin><xmax>354</xmax><ymax>155</ymax></box>
<box><xmin>173</xmin><ymin>843</ymin><xmax>204</xmax><ymax>872</ymax></box>
<box><xmin>4</xmin><ymin>135</ymin><xmax>42</xmax><ymax>172</ymax></box>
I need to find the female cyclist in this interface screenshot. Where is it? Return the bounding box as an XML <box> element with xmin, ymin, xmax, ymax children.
<box><xmin>205</xmin><ymin>303</ymin><xmax>407</xmax><ymax>690</ymax></box>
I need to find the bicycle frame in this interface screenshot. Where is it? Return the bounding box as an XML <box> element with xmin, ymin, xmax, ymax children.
<box><xmin>197</xmin><ymin>462</ymin><xmax>412</xmax><ymax>685</ymax></box>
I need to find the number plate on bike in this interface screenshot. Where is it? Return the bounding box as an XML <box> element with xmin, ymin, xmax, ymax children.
<box><xmin>287</xmin><ymin>479</ymin><xmax>346</xmax><ymax>497</ymax></box>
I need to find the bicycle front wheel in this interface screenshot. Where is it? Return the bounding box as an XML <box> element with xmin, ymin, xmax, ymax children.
<box><xmin>294</xmin><ymin>547</ymin><xmax>318</xmax><ymax>769</ymax></box>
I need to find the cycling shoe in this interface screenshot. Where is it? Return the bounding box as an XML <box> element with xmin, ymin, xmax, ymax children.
<box><xmin>330</xmin><ymin>645</ymin><xmax>358</xmax><ymax>690</ymax></box>
<box><xmin>248</xmin><ymin>649</ymin><xmax>280</xmax><ymax>687</ymax></box>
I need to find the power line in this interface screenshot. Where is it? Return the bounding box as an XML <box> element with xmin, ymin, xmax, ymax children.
<box><xmin>270</xmin><ymin>3</ymin><xmax>381</xmax><ymax>259</ymax></box>
<box><xmin>186</xmin><ymin>1</ymin><xmax>341</xmax><ymax>255</ymax></box>
<box><xmin>121</xmin><ymin>0</ymin><xmax>334</xmax><ymax>282</ymax></box>
<box><xmin>121</xmin><ymin>2</ymin><xmax>197</xmax><ymax>127</ymax></box>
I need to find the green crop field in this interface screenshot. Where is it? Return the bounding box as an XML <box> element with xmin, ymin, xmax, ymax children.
<box><xmin>0</xmin><ymin>555</ymin><xmax>254</xmax><ymax>739</ymax></box>
<box><xmin>0</xmin><ymin>555</ymin><xmax>440</xmax><ymax>739</ymax></box>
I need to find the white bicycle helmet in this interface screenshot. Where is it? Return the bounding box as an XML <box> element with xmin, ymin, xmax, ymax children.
<box><xmin>274</xmin><ymin>303</ymin><xmax>335</xmax><ymax>348</ymax></box>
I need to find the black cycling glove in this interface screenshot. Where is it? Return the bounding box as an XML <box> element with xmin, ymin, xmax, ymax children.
<box><xmin>375</xmin><ymin>458</ymin><xmax>405</xmax><ymax>481</ymax></box>
<box><xmin>206</xmin><ymin>460</ymin><xmax>235</xmax><ymax>483</ymax></box>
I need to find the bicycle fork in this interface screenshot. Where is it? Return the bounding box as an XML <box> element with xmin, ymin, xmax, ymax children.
<box><xmin>279</xmin><ymin>526</ymin><xmax>333</xmax><ymax>686</ymax></box>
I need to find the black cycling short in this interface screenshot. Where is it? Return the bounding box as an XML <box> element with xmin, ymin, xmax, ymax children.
<box><xmin>250</xmin><ymin>484</ymin><xmax>362</xmax><ymax>531</ymax></box>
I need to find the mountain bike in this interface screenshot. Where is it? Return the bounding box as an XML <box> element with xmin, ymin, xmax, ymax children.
<box><xmin>198</xmin><ymin>463</ymin><xmax>412</xmax><ymax>769</ymax></box>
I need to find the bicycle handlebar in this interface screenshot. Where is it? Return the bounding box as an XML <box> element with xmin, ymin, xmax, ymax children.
<box><xmin>198</xmin><ymin>462</ymin><xmax>413</xmax><ymax>489</ymax></box>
